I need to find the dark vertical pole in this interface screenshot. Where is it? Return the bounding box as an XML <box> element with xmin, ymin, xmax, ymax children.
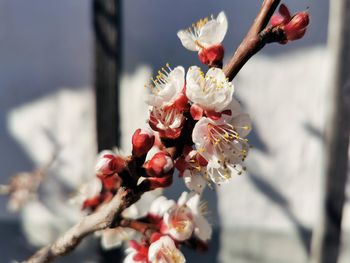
<box><xmin>311</xmin><ymin>1</ymin><xmax>350</xmax><ymax>262</ymax></box>
<box><xmin>93</xmin><ymin>0</ymin><xmax>123</xmax><ymax>262</ymax></box>
<box><xmin>93</xmin><ymin>0</ymin><xmax>121</xmax><ymax>151</ymax></box>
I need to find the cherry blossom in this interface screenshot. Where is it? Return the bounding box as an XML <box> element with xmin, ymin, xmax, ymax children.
<box><xmin>186</xmin><ymin>66</ymin><xmax>234</xmax><ymax>116</ymax></box>
<box><xmin>192</xmin><ymin>108</ymin><xmax>252</xmax><ymax>183</ymax></box>
<box><xmin>158</xmin><ymin>192</ymin><xmax>211</xmax><ymax>242</ymax></box>
<box><xmin>148</xmin><ymin>235</ymin><xmax>186</xmax><ymax>263</ymax></box>
<box><xmin>149</xmin><ymin>106</ymin><xmax>185</xmax><ymax>139</ymax></box>
<box><xmin>145</xmin><ymin>65</ymin><xmax>186</xmax><ymax>109</ymax></box>
<box><xmin>177</xmin><ymin>12</ymin><xmax>227</xmax><ymax>65</ymax></box>
<box><xmin>177</xmin><ymin>192</ymin><xmax>212</xmax><ymax>242</ymax></box>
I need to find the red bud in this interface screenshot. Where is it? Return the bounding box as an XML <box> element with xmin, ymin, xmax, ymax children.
<box><xmin>132</xmin><ymin>128</ymin><xmax>155</xmax><ymax>157</ymax></box>
<box><xmin>95</xmin><ymin>152</ymin><xmax>126</xmax><ymax>176</ymax></box>
<box><xmin>144</xmin><ymin>152</ymin><xmax>174</xmax><ymax>177</ymax></box>
<box><xmin>284</xmin><ymin>12</ymin><xmax>310</xmax><ymax>41</ymax></box>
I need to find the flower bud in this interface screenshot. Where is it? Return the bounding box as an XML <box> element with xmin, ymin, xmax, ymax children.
<box><xmin>284</xmin><ymin>11</ymin><xmax>310</xmax><ymax>41</ymax></box>
<box><xmin>144</xmin><ymin>152</ymin><xmax>174</xmax><ymax>177</ymax></box>
<box><xmin>271</xmin><ymin>4</ymin><xmax>291</xmax><ymax>26</ymax></box>
<box><xmin>198</xmin><ymin>44</ymin><xmax>224</xmax><ymax>66</ymax></box>
<box><xmin>95</xmin><ymin>152</ymin><xmax>126</xmax><ymax>176</ymax></box>
<box><xmin>132</xmin><ymin>128</ymin><xmax>155</xmax><ymax>157</ymax></box>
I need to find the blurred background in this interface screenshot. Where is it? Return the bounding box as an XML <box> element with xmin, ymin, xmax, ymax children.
<box><xmin>1</xmin><ymin>0</ymin><xmax>349</xmax><ymax>262</ymax></box>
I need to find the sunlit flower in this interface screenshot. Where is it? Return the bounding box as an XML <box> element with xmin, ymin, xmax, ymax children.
<box><xmin>177</xmin><ymin>192</ymin><xmax>211</xmax><ymax>242</ymax></box>
<box><xmin>186</xmin><ymin>66</ymin><xmax>234</xmax><ymax>117</ymax></box>
<box><xmin>159</xmin><ymin>192</ymin><xmax>211</xmax><ymax>242</ymax></box>
<box><xmin>177</xmin><ymin>12</ymin><xmax>227</xmax><ymax>65</ymax></box>
<box><xmin>192</xmin><ymin>108</ymin><xmax>251</xmax><ymax>183</ymax></box>
<box><xmin>145</xmin><ymin>65</ymin><xmax>187</xmax><ymax>109</ymax></box>
<box><xmin>148</xmin><ymin>235</ymin><xmax>186</xmax><ymax>263</ymax></box>
<box><xmin>162</xmin><ymin>205</ymin><xmax>194</xmax><ymax>241</ymax></box>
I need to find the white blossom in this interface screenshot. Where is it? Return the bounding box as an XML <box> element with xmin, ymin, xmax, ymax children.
<box><xmin>186</xmin><ymin>66</ymin><xmax>234</xmax><ymax>113</ymax></box>
<box><xmin>148</xmin><ymin>236</ymin><xmax>186</xmax><ymax>263</ymax></box>
<box><xmin>146</xmin><ymin>65</ymin><xmax>185</xmax><ymax>108</ymax></box>
<box><xmin>192</xmin><ymin>107</ymin><xmax>252</xmax><ymax>183</ymax></box>
<box><xmin>160</xmin><ymin>192</ymin><xmax>211</xmax><ymax>242</ymax></box>
<box><xmin>177</xmin><ymin>192</ymin><xmax>212</xmax><ymax>242</ymax></box>
<box><xmin>177</xmin><ymin>12</ymin><xmax>228</xmax><ymax>52</ymax></box>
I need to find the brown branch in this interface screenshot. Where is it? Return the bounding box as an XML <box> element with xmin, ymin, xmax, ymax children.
<box><xmin>223</xmin><ymin>0</ymin><xmax>281</xmax><ymax>80</ymax></box>
<box><xmin>25</xmin><ymin>188</ymin><xmax>137</xmax><ymax>263</ymax></box>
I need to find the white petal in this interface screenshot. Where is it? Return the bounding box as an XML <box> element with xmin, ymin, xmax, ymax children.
<box><xmin>169</xmin><ymin>66</ymin><xmax>185</xmax><ymax>91</ymax></box>
<box><xmin>198</xmin><ymin>12</ymin><xmax>228</xmax><ymax>46</ymax></box>
<box><xmin>183</xmin><ymin>171</ymin><xmax>206</xmax><ymax>195</ymax></box>
<box><xmin>177</xmin><ymin>30</ymin><xmax>199</xmax><ymax>51</ymax></box>
<box><xmin>194</xmin><ymin>214</ymin><xmax>212</xmax><ymax>241</ymax></box>
<box><xmin>232</xmin><ymin>113</ymin><xmax>252</xmax><ymax>138</ymax></box>
<box><xmin>149</xmin><ymin>196</ymin><xmax>176</xmax><ymax>217</ymax></box>
<box><xmin>206</xmin><ymin>67</ymin><xmax>227</xmax><ymax>82</ymax></box>
<box><xmin>185</xmin><ymin>192</ymin><xmax>200</xmax><ymax>214</ymax></box>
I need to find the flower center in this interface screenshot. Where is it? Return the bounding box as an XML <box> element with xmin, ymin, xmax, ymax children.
<box><xmin>207</xmin><ymin>123</ymin><xmax>249</xmax><ymax>159</ymax></box>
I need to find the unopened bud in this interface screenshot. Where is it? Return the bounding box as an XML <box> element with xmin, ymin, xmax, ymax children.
<box><xmin>132</xmin><ymin>128</ymin><xmax>155</xmax><ymax>157</ymax></box>
<box><xmin>198</xmin><ymin>44</ymin><xmax>224</xmax><ymax>66</ymax></box>
<box><xmin>144</xmin><ymin>152</ymin><xmax>174</xmax><ymax>177</ymax></box>
<box><xmin>95</xmin><ymin>152</ymin><xmax>126</xmax><ymax>176</ymax></box>
<box><xmin>284</xmin><ymin>11</ymin><xmax>310</xmax><ymax>41</ymax></box>
<box><xmin>271</xmin><ymin>4</ymin><xmax>291</xmax><ymax>27</ymax></box>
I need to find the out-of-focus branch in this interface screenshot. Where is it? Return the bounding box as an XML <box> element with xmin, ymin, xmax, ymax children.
<box><xmin>223</xmin><ymin>0</ymin><xmax>281</xmax><ymax>80</ymax></box>
<box><xmin>25</xmin><ymin>188</ymin><xmax>133</xmax><ymax>263</ymax></box>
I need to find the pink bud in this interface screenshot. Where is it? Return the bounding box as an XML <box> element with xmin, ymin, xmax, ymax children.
<box><xmin>144</xmin><ymin>152</ymin><xmax>174</xmax><ymax>177</ymax></box>
<box><xmin>198</xmin><ymin>44</ymin><xmax>224</xmax><ymax>66</ymax></box>
<box><xmin>284</xmin><ymin>11</ymin><xmax>310</xmax><ymax>41</ymax></box>
<box><xmin>271</xmin><ymin>4</ymin><xmax>291</xmax><ymax>26</ymax></box>
<box><xmin>95</xmin><ymin>152</ymin><xmax>126</xmax><ymax>176</ymax></box>
<box><xmin>132</xmin><ymin>128</ymin><xmax>155</xmax><ymax>157</ymax></box>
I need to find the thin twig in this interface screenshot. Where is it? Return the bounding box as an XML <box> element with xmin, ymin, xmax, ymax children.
<box><xmin>223</xmin><ymin>0</ymin><xmax>281</xmax><ymax>80</ymax></box>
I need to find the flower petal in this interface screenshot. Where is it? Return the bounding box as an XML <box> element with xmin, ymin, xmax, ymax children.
<box><xmin>177</xmin><ymin>30</ymin><xmax>199</xmax><ymax>51</ymax></box>
<box><xmin>198</xmin><ymin>11</ymin><xmax>228</xmax><ymax>47</ymax></box>
<box><xmin>183</xmin><ymin>170</ymin><xmax>206</xmax><ymax>194</ymax></box>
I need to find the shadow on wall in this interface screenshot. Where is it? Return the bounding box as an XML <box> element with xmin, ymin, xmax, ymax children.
<box><xmin>0</xmin><ymin>1</ymin><xmax>92</xmax><ymax>218</ymax></box>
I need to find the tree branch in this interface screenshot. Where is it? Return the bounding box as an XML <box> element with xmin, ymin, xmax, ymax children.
<box><xmin>223</xmin><ymin>0</ymin><xmax>281</xmax><ymax>80</ymax></box>
<box><xmin>25</xmin><ymin>188</ymin><xmax>135</xmax><ymax>263</ymax></box>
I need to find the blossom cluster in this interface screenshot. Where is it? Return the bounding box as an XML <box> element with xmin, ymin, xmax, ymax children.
<box><xmin>124</xmin><ymin>192</ymin><xmax>211</xmax><ymax>263</ymax></box>
<box><xmin>78</xmin><ymin>5</ymin><xmax>309</xmax><ymax>263</ymax></box>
